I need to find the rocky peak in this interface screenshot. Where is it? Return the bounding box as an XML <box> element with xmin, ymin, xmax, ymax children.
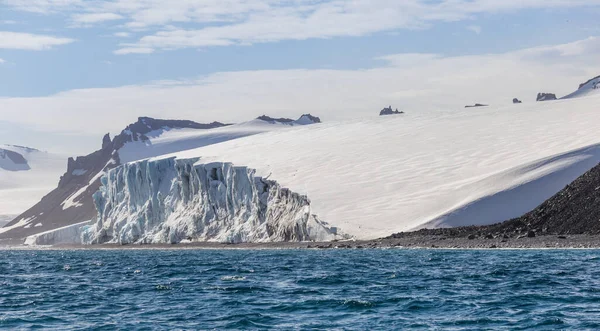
<box><xmin>0</xmin><ymin>148</ymin><xmax>29</xmax><ymax>171</ymax></box>
<box><xmin>578</xmin><ymin>75</ymin><xmax>600</xmax><ymax>90</ymax></box>
<box><xmin>110</xmin><ymin>117</ymin><xmax>228</xmax><ymax>150</ymax></box>
<box><xmin>257</xmin><ymin>115</ymin><xmax>295</xmax><ymax>124</ymax></box>
<box><xmin>380</xmin><ymin>106</ymin><xmax>404</xmax><ymax>116</ymax></box>
<box><xmin>513</xmin><ymin>98</ymin><xmax>522</xmax><ymax>104</ymax></box>
<box><xmin>536</xmin><ymin>93</ymin><xmax>557</xmax><ymax>102</ymax></box>
<box><xmin>257</xmin><ymin>114</ymin><xmax>321</xmax><ymax>125</ymax></box>
<box><xmin>101</xmin><ymin>134</ymin><xmax>112</xmax><ymax>150</ymax></box>
<box><xmin>296</xmin><ymin>114</ymin><xmax>321</xmax><ymax>124</ymax></box>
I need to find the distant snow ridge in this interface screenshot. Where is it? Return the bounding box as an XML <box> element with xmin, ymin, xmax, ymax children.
<box><xmin>256</xmin><ymin>114</ymin><xmax>321</xmax><ymax>125</ymax></box>
<box><xmin>82</xmin><ymin>157</ymin><xmax>342</xmax><ymax>244</ymax></box>
<box><xmin>0</xmin><ymin>146</ymin><xmax>31</xmax><ymax>171</ymax></box>
<box><xmin>562</xmin><ymin>75</ymin><xmax>600</xmax><ymax>99</ymax></box>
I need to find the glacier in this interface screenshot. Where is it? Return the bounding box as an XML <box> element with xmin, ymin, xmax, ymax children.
<box><xmin>24</xmin><ymin>220</ymin><xmax>94</xmax><ymax>246</ymax></box>
<box><xmin>81</xmin><ymin>157</ymin><xmax>343</xmax><ymax>244</ymax></box>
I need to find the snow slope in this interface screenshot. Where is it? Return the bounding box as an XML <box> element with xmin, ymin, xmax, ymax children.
<box><xmin>128</xmin><ymin>93</ymin><xmax>600</xmax><ymax>240</ymax></box>
<box><xmin>118</xmin><ymin>118</ymin><xmax>315</xmax><ymax>163</ymax></box>
<box><xmin>0</xmin><ymin>145</ymin><xmax>64</xmax><ymax>222</ymax></box>
<box><xmin>562</xmin><ymin>75</ymin><xmax>600</xmax><ymax>99</ymax></box>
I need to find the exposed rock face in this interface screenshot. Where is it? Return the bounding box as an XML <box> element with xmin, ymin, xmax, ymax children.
<box><xmin>560</xmin><ymin>75</ymin><xmax>600</xmax><ymax>99</ymax></box>
<box><xmin>513</xmin><ymin>98</ymin><xmax>522</xmax><ymax>104</ymax></box>
<box><xmin>101</xmin><ymin>134</ymin><xmax>111</xmax><ymax>150</ymax></box>
<box><xmin>0</xmin><ymin>117</ymin><xmax>227</xmax><ymax>241</ymax></box>
<box><xmin>537</xmin><ymin>93</ymin><xmax>557</xmax><ymax>102</ymax></box>
<box><xmin>82</xmin><ymin>158</ymin><xmax>343</xmax><ymax>244</ymax></box>
<box><xmin>257</xmin><ymin>114</ymin><xmax>321</xmax><ymax>125</ymax></box>
<box><xmin>495</xmin><ymin>162</ymin><xmax>600</xmax><ymax>235</ymax></box>
<box><xmin>257</xmin><ymin>115</ymin><xmax>294</xmax><ymax>123</ymax></box>
<box><xmin>0</xmin><ymin>148</ymin><xmax>30</xmax><ymax>171</ymax></box>
<box><xmin>465</xmin><ymin>103</ymin><xmax>488</xmax><ymax>108</ymax></box>
<box><xmin>579</xmin><ymin>75</ymin><xmax>600</xmax><ymax>90</ymax></box>
<box><xmin>380</xmin><ymin>106</ymin><xmax>404</xmax><ymax>116</ymax></box>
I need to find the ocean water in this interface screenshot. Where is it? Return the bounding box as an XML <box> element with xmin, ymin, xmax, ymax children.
<box><xmin>2</xmin><ymin>249</ymin><xmax>600</xmax><ymax>330</ymax></box>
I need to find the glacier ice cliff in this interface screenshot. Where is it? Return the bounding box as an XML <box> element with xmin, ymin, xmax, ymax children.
<box><xmin>24</xmin><ymin>220</ymin><xmax>94</xmax><ymax>246</ymax></box>
<box><xmin>82</xmin><ymin>157</ymin><xmax>344</xmax><ymax>244</ymax></box>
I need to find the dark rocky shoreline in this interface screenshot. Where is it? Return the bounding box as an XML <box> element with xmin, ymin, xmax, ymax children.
<box><xmin>0</xmin><ymin>234</ymin><xmax>594</xmax><ymax>250</ymax></box>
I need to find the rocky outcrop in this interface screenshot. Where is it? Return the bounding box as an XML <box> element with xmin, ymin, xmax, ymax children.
<box><xmin>0</xmin><ymin>117</ymin><xmax>228</xmax><ymax>241</ymax></box>
<box><xmin>536</xmin><ymin>93</ymin><xmax>557</xmax><ymax>102</ymax></box>
<box><xmin>257</xmin><ymin>115</ymin><xmax>295</xmax><ymax>124</ymax></box>
<box><xmin>379</xmin><ymin>106</ymin><xmax>404</xmax><ymax>116</ymax></box>
<box><xmin>0</xmin><ymin>148</ymin><xmax>30</xmax><ymax>171</ymax></box>
<box><xmin>560</xmin><ymin>75</ymin><xmax>600</xmax><ymax>99</ymax></box>
<box><xmin>579</xmin><ymin>75</ymin><xmax>600</xmax><ymax>90</ymax></box>
<box><xmin>465</xmin><ymin>104</ymin><xmax>488</xmax><ymax>108</ymax></box>
<box><xmin>257</xmin><ymin>114</ymin><xmax>321</xmax><ymax>125</ymax></box>
<box><xmin>513</xmin><ymin>98</ymin><xmax>522</xmax><ymax>104</ymax></box>
<box><xmin>82</xmin><ymin>158</ymin><xmax>343</xmax><ymax>244</ymax></box>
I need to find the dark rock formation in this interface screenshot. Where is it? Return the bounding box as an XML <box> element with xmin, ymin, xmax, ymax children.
<box><xmin>257</xmin><ymin>115</ymin><xmax>294</xmax><ymax>123</ymax></box>
<box><xmin>101</xmin><ymin>134</ymin><xmax>111</xmax><ymax>150</ymax></box>
<box><xmin>298</xmin><ymin>114</ymin><xmax>322</xmax><ymax>124</ymax></box>
<box><xmin>0</xmin><ymin>148</ymin><xmax>30</xmax><ymax>171</ymax></box>
<box><xmin>536</xmin><ymin>93</ymin><xmax>557</xmax><ymax>102</ymax></box>
<box><xmin>513</xmin><ymin>98</ymin><xmax>522</xmax><ymax>104</ymax></box>
<box><xmin>0</xmin><ymin>117</ymin><xmax>228</xmax><ymax>241</ymax></box>
<box><xmin>380</xmin><ymin>106</ymin><xmax>404</xmax><ymax>116</ymax></box>
<box><xmin>579</xmin><ymin>75</ymin><xmax>600</xmax><ymax>90</ymax></box>
<box><xmin>465</xmin><ymin>104</ymin><xmax>488</xmax><ymax>108</ymax></box>
<box><xmin>257</xmin><ymin>114</ymin><xmax>321</xmax><ymax>124</ymax></box>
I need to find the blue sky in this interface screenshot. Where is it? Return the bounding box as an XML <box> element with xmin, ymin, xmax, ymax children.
<box><xmin>1</xmin><ymin>0</ymin><xmax>600</xmax><ymax>153</ymax></box>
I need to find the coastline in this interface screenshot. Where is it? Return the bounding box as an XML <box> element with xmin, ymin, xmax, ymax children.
<box><xmin>2</xmin><ymin>234</ymin><xmax>600</xmax><ymax>250</ymax></box>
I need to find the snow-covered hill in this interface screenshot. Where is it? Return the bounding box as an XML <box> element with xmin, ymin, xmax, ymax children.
<box><xmin>0</xmin><ymin>145</ymin><xmax>65</xmax><ymax>224</ymax></box>
<box><xmin>22</xmin><ymin>75</ymin><xmax>600</xmax><ymax>245</ymax></box>
<box><xmin>3</xmin><ymin>115</ymin><xmax>321</xmax><ymax>241</ymax></box>
<box><xmin>80</xmin><ymin>88</ymin><xmax>600</xmax><ymax>243</ymax></box>
<box><xmin>562</xmin><ymin>75</ymin><xmax>600</xmax><ymax>99</ymax></box>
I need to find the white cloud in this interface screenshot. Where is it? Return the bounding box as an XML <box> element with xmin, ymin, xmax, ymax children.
<box><xmin>0</xmin><ymin>58</ymin><xmax>5</xmax><ymax>63</ymax></box>
<box><xmin>0</xmin><ymin>31</ymin><xmax>74</xmax><ymax>50</ymax></box>
<box><xmin>113</xmin><ymin>46</ymin><xmax>154</xmax><ymax>55</ymax></box>
<box><xmin>5</xmin><ymin>0</ymin><xmax>600</xmax><ymax>52</ymax></box>
<box><xmin>1</xmin><ymin>36</ymin><xmax>599</xmax><ymax>154</ymax></box>
<box><xmin>467</xmin><ymin>25</ymin><xmax>482</xmax><ymax>34</ymax></box>
<box><xmin>113</xmin><ymin>31</ymin><xmax>130</xmax><ymax>37</ymax></box>
<box><xmin>71</xmin><ymin>12</ymin><xmax>123</xmax><ymax>24</ymax></box>
<box><xmin>2</xmin><ymin>0</ymin><xmax>84</xmax><ymax>13</ymax></box>
<box><xmin>113</xmin><ymin>0</ymin><xmax>600</xmax><ymax>51</ymax></box>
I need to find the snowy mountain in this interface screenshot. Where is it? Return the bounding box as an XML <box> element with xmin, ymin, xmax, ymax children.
<box><xmin>562</xmin><ymin>75</ymin><xmax>600</xmax><ymax>99</ymax></box>
<box><xmin>68</xmin><ymin>78</ymin><xmax>600</xmax><ymax>245</ymax></box>
<box><xmin>21</xmin><ymin>75</ymin><xmax>600</xmax><ymax>246</ymax></box>
<box><xmin>3</xmin><ymin>115</ymin><xmax>321</xmax><ymax>242</ymax></box>
<box><xmin>0</xmin><ymin>145</ymin><xmax>65</xmax><ymax>226</ymax></box>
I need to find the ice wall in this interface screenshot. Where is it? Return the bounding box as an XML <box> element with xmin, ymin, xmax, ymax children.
<box><xmin>24</xmin><ymin>220</ymin><xmax>94</xmax><ymax>246</ymax></box>
<box><xmin>82</xmin><ymin>158</ymin><xmax>343</xmax><ymax>244</ymax></box>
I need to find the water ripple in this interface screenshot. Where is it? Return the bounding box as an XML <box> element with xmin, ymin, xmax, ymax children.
<box><xmin>1</xmin><ymin>249</ymin><xmax>600</xmax><ymax>329</ymax></box>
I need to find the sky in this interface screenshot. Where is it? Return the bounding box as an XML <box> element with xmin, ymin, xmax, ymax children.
<box><xmin>0</xmin><ymin>0</ymin><xmax>600</xmax><ymax>155</ymax></box>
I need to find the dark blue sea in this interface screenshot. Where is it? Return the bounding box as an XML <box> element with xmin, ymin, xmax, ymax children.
<box><xmin>2</xmin><ymin>249</ymin><xmax>600</xmax><ymax>330</ymax></box>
